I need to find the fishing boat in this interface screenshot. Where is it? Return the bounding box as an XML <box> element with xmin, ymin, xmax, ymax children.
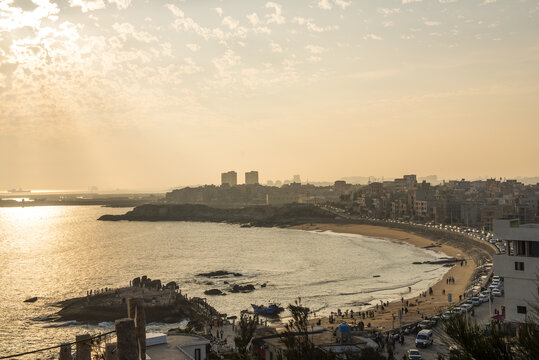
<box><xmin>251</xmin><ymin>303</ymin><xmax>284</xmax><ymax>315</ymax></box>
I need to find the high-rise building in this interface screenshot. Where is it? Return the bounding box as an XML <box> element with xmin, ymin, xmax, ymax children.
<box><xmin>221</xmin><ymin>171</ymin><xmax>237</xmax><ymax>187</ymax></box>
<box><xmin>493</xmin><ymin>219</ymin><xmax>539</xmax><ymax>323</ymax></box>
<box><xmin>293</xmin><ymin>175</ymin><xmax>301</xmax><ymax>184</ymax></box>
<box><xmin>245</xmin><ymin>171</ymin><xmax>259</xmax><ymax>185</ymax></box>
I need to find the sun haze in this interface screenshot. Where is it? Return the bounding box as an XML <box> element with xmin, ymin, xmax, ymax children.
<box><xmin>0</xmin><ymin>0</ymin><xmax>538</xmax><ymax>189</ymax></box>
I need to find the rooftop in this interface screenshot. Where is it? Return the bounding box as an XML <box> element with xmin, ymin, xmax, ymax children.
<box><xmin>146</xmin><ymin>334</ymin><xmax>210</xmax><ymax>360</ymax></box>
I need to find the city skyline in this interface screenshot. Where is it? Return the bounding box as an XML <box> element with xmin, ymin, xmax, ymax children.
<box><xmin>1</xmin><ymin>0</ymin><xmax>538</xmax><ymax>190</ymax></box>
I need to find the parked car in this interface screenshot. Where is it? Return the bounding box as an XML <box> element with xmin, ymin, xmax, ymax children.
<box><xmin>418</xmin><ymin>320</ymin><xmax>431</xmax><ymax>329</ymax></box>
<box><xmin>407</xmin><ymin>348</ymin><xmax>422</xmax><ymax>360</ymax></box>
<box><xmin>471</xmin><ymin>297</ymin><xmax>481</xmax><ymax>306</ymax></box>
<box><xmin>492</xmin><ymin>289</ymin><xmax>502</xmax><ymax>297</ymax></box>
<box><xmin>415</xmin><ymin>329</ymin><xmax>434</xmax><ymax>348</ymax></box>
<box><xmin>479</xmin><ymin>294</ymin><xmax>489</xmax><ymax>303</ymax></box>
<box><xmin>442</xmin><ymin>311</ymin><xmax>452</xmax><ymax>319</ymax></box>
<box><xmin>461</xmin><ymin>303</ymin><xmax>474</xmax><ymax>312</ymax></box>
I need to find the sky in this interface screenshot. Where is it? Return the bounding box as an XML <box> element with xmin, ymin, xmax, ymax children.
<box><xmin>0</xmin><ymin>0</ymin><xmax>538</xmax><ymax>190</ymax></box>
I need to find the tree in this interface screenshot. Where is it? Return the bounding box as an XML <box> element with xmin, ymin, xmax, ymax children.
<box><xmin>234</xmin><ymin>313</ymin><xmax>259</xmax><ymax>359</ymax></box>
<box><xmin>440</xmin><ymin>313</ymin><xmax>539</xmax><ymax>360</ymax></box>
<box><xmin>278</xmin><ymin>298</ymin><xmax>315</xmax><ymax>360</ymax></box>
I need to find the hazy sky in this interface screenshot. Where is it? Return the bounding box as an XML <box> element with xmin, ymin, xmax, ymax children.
<box><xmin>1</xmin><ymin>0</ymin><xmax>538</xmax><ymax>190</ymax></box>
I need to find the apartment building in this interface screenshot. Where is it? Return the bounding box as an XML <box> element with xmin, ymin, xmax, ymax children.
<box><xmin>492</xmin><ymin>219</ymin><xmax>539</xmax><ymax>323</ymax></box>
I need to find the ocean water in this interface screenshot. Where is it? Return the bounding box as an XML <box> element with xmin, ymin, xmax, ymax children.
<box><xmin>0</xmin><ymin>206</ymin><xmax>448</xmax><ymax>357</ymax></box>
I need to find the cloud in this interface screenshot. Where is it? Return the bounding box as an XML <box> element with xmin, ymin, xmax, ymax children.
<box><xmin>214</xmin><ymin>7</ymin><xmax>223</xmax><ymax>16</ymax></box>
<box><xmin>317</xmin><ymin>0</ymin><xmax>332</xmax><ymax>10</ymax></box>
<box><xmin>402</xmin><ymin>0</ymin><xmax>423</xmax><ymax>3</ymax></box>
<box><xmin>265</xmin><ymin>2</ymin><xmax>285</xmax><ymax>24</ymax></box>
<box><xmin>378</xmin><ymin>8</ymin><xmax>400</xmax><ymax>16</ymax></box>
<box><xmin>222</xmin><ymin>16</ymin><xmax>239</xmax><ymax>30</ymax></box>
<box><xmin>424</xmin><ymin>20</ymin><xmax>441</xmax><ymax>26</ymax></box>
<box><xmin>305</xmin><ymin>45</ymin><xmax>326</xmax><ymax>54</ymax></box>
<box><xmin>317</xmin><ymin>0</ymin><xmax>351</xmax><ymax>10</ymax></box>
<box><xmin>165</xmin><ymin>3</ymin><xmax>184</xmax><ymax>18</ymax></box>
<box><xmin>483</xmin><ymin>0</ymin><xmax>495</xmax><ymax>4</ymax></box>
<box><xmin>186</xmin><ymin>43</ymin><xmax>200</xmax><ymax>52</ymax></box>
<box><xmin>334</xmin><ymin>0</ymin><xmax>351</xmax><ymax>9</ymax></box>
<box><xmin>112</xmin><ymin>22</ymin><xmax>158</xmax><ymax>43</ymax></box>
<box><xmin>246</xmin><ymin>13</ymin><xmax>260</xmax><ymax>26</ymax></box>
<box><xmin>270</xmin><ymin>41</ymin><xmax>283</xmax><ymax>53</ymax></box>
<box><xmin>108</xmin><ymin>0</ymin><xmax>131</xmax><ymax>10</ymax></box>
<box><xmin>363</xmin><ymin>33</ymin><xmax>382</xmax><ymax>40</ymax></box>
<box><xmin>69</xmin><ymin>0</ymin><xmax>106</xmax><ymax>12</ymax></box>
<box><xmin>292</xmin><ymin>17</ymin><xmax>337</xmax><ymax>32</ymax></box>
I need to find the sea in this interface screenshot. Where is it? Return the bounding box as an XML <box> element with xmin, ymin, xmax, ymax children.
<box><xmin>0</xmin><ymin>206</ymin><xmax>449</xmax><ymax>357</ymax></box>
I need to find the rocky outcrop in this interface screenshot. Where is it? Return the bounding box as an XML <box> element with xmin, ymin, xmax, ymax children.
<box><xmin>230</xmin><ymin>284</ymin><xmax>256</xmax><ymax>293</ymax></box>
<box><xmin>54</xmin><ymin>286</ymin><xmax>220</xmax><ymax>325</ymax></box>
<box><xmin>204</xmin><ymin>289</ymin><xmax>226</xmax><ymax>296</ymax></box>
<box><xmin>98</xmin><ymin>203</ymin><xmax>337</xmax><ymax>227</ymax></box>
<box><xmin>197</xmin><ymin>270</ymin><xmax>242</xmax><ymax>278</ymax></box>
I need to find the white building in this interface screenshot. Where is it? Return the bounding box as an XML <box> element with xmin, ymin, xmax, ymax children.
<box><xmin>146</xmin><ymin>333</ymin><xmax>210</xmax><ymax>360</ymax></box>
<box><xmin>492</xmin><ymin>219</ymin><xmax>539</xmax><ymax>323</ymax></box>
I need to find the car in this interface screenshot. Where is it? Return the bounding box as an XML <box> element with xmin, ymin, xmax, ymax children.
<box><xmin>492</xmin><ymin>289</ymin><xmax>502</xmax><ymax>297</ymax></box>
<box><xmin>453</xmin><ymin>306</ymin><xmax>466</xmax><ymax>314</ymax></box>
<box><xmin>407</xmin><ymin>348</ymin><xmax>422</xmax><ymax>360</ymax></box>
<box><xmin>471</xmin><ymin>297</ymin><xmax>481</xmax><ymax>306</ymax></box>
<box><xmin>415</xmin><ymin>329</ymin><xmax>434</xmax><ymax>348</ymax></box>
<box><xmin>461</xmin><ymin>303</ymin><xmax>474</xmax><ymax>312</ymax></box>
<box><xmin>442</xmin><ymin>311</ymin><xmax>452</xmax><ymax>319</ymax></box>
<box><xmin>418</xmin><ymin>320</ymin><xmax>431</xmax><ymax>329</ymax></box>
<box><xmin>479</xmin><ymin>294</ymin><xmax>489</xmax><ymax>303</ymax></box>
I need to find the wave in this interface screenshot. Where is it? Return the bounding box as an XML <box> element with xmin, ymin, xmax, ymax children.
<box><xmin>42</xmin><ymin>320</ymin><xmax>78</xmax><ymax>328</ymax></box>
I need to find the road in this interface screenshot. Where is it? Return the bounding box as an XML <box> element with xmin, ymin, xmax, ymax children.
<box><xmin>390</xmin><ymin>295</ymin><xmax>504</xmax><ymax>359</ymax></box>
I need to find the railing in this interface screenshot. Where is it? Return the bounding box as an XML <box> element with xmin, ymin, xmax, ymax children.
<box><xmin>0</xmin><ymin>331</ymin><xmax>116</xmax><ymax>359</ymax></box>
<box><xmin>0</xmin><ymin>297</ymin><xmax>146</xmax><ymax>360</ymax></box>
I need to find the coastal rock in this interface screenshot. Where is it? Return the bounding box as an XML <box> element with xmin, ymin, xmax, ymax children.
<box><xmin>165</xmin><ymin>281</ymin><xmax>178</xmax><ymax>290</ymax></box>
<box><xmin>24</xmin><ymin>297</ymin><xmax>38</xmax><ymax>303</ymax></box>
<box><xmin>230</xmin><ymin>284</ymin><xmax>256</xmax><ymax>293</ymax></box>
<box><xmin>204</xmin><ymin>289</ymin><xmax>226</xmax><ymax>296</ymax></box>
<box><xmin>54</xmin><ymin>286</ymin><xmax>220</xmax><ymax>324</ymax></box>
<box><xmin>149</xmin><ymin>279</ymin><xmax>161</xmax><ymax>289</ymax></box>
<box><xmin>197</xmin><ymin>270</ymin><xmax>243</xmax><ymax>278</ymax></box>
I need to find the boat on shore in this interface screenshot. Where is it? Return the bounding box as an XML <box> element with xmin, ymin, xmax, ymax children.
<box><xmin>251</xmin><ymin>303</ymin><xmax>284</xmax><ymax>316</ymax></box>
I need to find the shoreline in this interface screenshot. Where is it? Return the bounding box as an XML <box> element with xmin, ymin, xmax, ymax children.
<box><xmin>291</xmin><ymin>223</ymin><xmax>483</xmax><ymax>331</ymax></box>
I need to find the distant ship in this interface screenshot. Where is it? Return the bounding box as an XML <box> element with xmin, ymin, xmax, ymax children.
<box><xmin>7</xmin><ymin>188</ymin><xmax>31</xmax><ymax>193</ymax></box>
<box><xmin>251</xmin><ymin>303</ymin><xmax>284</xmax><ymax>316</ymax></box>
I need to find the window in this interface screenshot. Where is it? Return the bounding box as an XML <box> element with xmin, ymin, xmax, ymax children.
<box><xmin>517</xmin><ymin>306</ymin><xmax>527</xmax><ymax>314</ymax></box>
<box><xmin>194</xmin><ymin>348</ymin><xmax>201</xmax><ymax>360</ymax></box>
<box><xmin>514</xmin><ymin>262</ymin><xmax>524</xmax><ymax>271</ymax></box>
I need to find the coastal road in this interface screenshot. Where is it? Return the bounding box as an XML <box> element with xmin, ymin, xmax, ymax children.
<box><xmin>391</xmin><ymin>295</ymin><xmax>504</xmax><ymax>359</ymax></box>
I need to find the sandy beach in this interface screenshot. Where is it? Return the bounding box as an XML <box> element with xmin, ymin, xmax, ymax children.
<box><xmin>292</xmin><ymin>223</ymin><xmax>483</xmax><ymax>331</ymax></box>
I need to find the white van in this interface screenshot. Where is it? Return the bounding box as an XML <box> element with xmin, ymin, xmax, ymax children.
<box><xmin>415</xmin><ymin>329</ymin><xmax>433</xmax><ymax>348</ymax></box>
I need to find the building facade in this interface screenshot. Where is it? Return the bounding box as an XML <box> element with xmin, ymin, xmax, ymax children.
<box><xmin>221</xmin><ymin>171</ymin><xmax>237</xmax><ymax>187</ymax></box>
<box><xmin>492</xmin><ymin>219</ymin><xmax>539</xmax><ymax>323</ymax></box>
<box><xmin>245</xmin><ymin>171</ymin><xmax>259</xmax><ymax>185</ymax></box>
